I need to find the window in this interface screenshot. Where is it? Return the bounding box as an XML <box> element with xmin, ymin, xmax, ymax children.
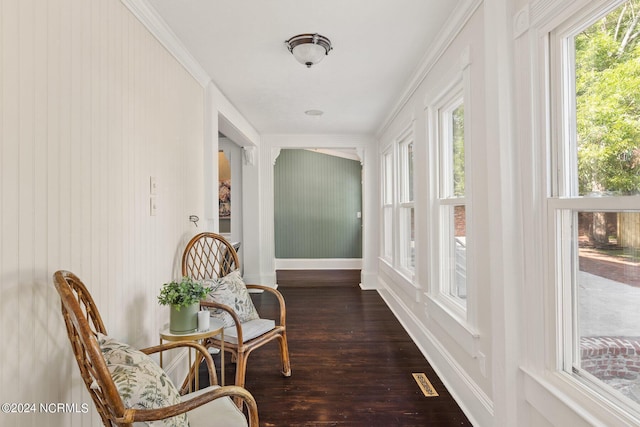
<box><xmin>398</xmin><ymin>135</ymin><xmax>415</xmax><ymax>272</ymax></box>
<box><xmin>438</xmin><ymin>96</ymin><xmax>467</xmax><ymax>309</ymax></box>
<box><xmin>382</xmin><ymin>149</ymin><xmax>394</xmax><ymax>262</ymax></box>
<box><xmin>380</xmin><ymin>127</ymin><xmax>415</xmax><ymax>276</ymax></box>
<box><xmin>553</xmin><ymin>0</ymin><xmax>640</xmax><ymax>411</ymax></box>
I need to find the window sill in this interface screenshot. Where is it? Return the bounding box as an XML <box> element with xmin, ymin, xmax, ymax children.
<box><xmin>379</xmin><ymin>258</ymin><xmax>420</xmax><ymax>301</ymax></box>
<box><xmin>522</xmin><ymin>367</ymin><xmax>640</xmax><ymax>426</ymax></box>
<box><xmin>425</xmin><ymin>294</ymin><xmax>479</xmax><ymax>358</ymax></box>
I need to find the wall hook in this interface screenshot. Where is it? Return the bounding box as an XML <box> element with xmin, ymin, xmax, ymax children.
<box><xmin>189</xmin><ymin>215</ymin><xmax>199</xmax><ymax>227</ymax></box>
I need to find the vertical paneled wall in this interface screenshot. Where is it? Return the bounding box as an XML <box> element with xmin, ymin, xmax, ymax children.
<box><xmin>0</xmin><ymin>0</ymin><xmax>204</xmax><ymax>426</ymax></box>
<box><xmin>274</xmin><ymin>149</ymin><xmax>363</xmax><ymax>259</ymax></box>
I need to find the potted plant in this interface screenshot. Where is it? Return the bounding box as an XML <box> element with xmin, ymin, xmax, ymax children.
<box><xmin>158</xmin><ymin>277</ymin><xmax>212</xmax><ymax>333</ymax></box>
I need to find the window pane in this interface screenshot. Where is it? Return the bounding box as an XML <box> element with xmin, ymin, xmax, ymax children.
<box><xmin>575</xmin><ymin>211</ymin><xmax>640</xmax><ymax>403</ymax></box>
<box><xmin>575</xmin><ymin>1</ymin><xmax>640</xmax><ymax>197</ymax></box>
<box><xmin>399</xmin><ymin>140</ymin><xmax>414</xmax><ymax>203</ymax></box>
<box><xmin>408</xmin><ymin>142</ymin><xmax>414</xmax><ymax>202</ymax></box>
<box><xmin>400</xmin><ymin>206</ymin><xmax>415</xmax><ymax>270</ymax></box>
<box><xmin>410</xmin><ymin>206</ymin><xmax>415</xmax><ymax>269</ymax></box>
<box><xmin>451</xmin><ymin>205</ymin><xmax>467</xmax><ymax>302</ymax></box>
<box><xmin>384</xmin><ymin>153</ymin><xmax>393</xmax><ymax>204</ymax></box>
<box><xmin>452</xmin><ymin>105</ymin><xmax>465</xmax><ymax>197</ymax></box>
<box><xmin>383</xmin><ymin>206</ymin><xmax>393</xmax><ymax>259</ymax></box>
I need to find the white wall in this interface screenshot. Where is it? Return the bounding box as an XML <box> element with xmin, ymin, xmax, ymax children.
<box><xmin>377</xmin><ymin>0</ymin><xmax>640</xmax><ymax>425</ymax></box>
<box><xmin>375</xmin><ymin>3</ymin><xmax>494</xmax><ymax>425</ymax></box>
<box><xmin>0</xmin><ymin>0</ymin><xmax>204</xmax><ymax>425</ymax></box>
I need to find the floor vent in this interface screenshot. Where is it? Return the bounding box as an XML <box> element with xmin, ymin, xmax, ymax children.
<box><xmin>412</xmin><ymin>373</ymin><xmax>439</xmax><ymax>397</ymax></box>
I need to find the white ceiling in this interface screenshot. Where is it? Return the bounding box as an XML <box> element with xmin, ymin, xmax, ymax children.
<box><xmin>147</xmin><ymin>0</ymin><xmax>462</xmax><ymax>136</ymax></box>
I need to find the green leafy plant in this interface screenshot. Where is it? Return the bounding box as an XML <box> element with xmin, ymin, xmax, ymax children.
<box><xmin>157</xmin><ymin>277</ymin><xmax>212</xmax><ymax>310</ymax></box>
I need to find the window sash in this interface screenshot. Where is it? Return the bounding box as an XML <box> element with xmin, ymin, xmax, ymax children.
<box><xmin>399</xmin><ymin>204</ymin><xmax>415</xmax><ymax>271</ymax></box>
<box><xmin>383</xmin><ymin>206</ymin><xmax>393</xmax><ymax>261</ymax></box>
<box><xmin>399</xmin><ymin>139</ymin><xmax>414</xmax><ymax>204</ymax></box>
<box><xmin>436</xmin><ymin>93</ymin><xmax>467</xmax><ymax>309</ymax></box>
<box><xmin>382</xmin><ymin>151</ymin><xmax>394</xmax><ymax>205</ymax></box>
<box><xmin>438</xmin><ymin>203</ymin><xmax>467</xmax><ymax>307</ymax></box>
<box><xmin>439</xmin><ymin>97</ymin><xmax>465</xmax><ymax>199</ymax></box>
<box><xmin>550</xmin><ymin>0</ymin><xmax>640</xmax><ymax>414</ymax></box>
<box><xmin>381</xmin><ymin>149</ymin><xmax>394</xmax><ymax>262</ymax></box>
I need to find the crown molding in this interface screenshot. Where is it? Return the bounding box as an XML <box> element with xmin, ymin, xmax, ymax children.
<box><xmin>120</xmin><ymin>0</ymin><xmax>211</xmax><ymax>87</ymax></box>
<box><xmin>375</xmin><ymin>0</ymin><xmax>483</xmax><ymax>139</ymax></box>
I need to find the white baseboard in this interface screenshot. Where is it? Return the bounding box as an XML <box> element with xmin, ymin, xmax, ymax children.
<box><xmin>377</xmin><ymin>283</ymin><xmax>494</xmax><ymax>427</ymax></box>
<box><xmin>360</xmin><ymin>270</ymin><xmax>379</xmax><ymax>289</ymax></box>
<box><xmin>274</xmin><ymin>258</ymin><xmax>362</xmax><ymax>270</ymax></box>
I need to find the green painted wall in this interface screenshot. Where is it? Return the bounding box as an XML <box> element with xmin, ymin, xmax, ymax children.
<box><xmin>274</xmin><ymin>149</ymin><xmax>363</xmax><ymax>258</ymax></box>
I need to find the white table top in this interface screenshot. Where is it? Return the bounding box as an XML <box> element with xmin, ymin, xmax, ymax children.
<box><xmin>159</xmin><ymin>317</ymin><xmax>225</xmax><ymax>341</ymax></box>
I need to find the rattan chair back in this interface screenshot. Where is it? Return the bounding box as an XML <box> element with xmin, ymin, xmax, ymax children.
<box><xmin>182</xmin><ymin>232</ymin><xmax>239</xmax><ymax>280</ymax></box>
<box><xmin>53</xmin><ymin>270</ymin><xmax>125</xmax><ymax>426</ymax></box>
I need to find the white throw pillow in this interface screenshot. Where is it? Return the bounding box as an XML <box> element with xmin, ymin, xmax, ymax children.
<box><xmin>202</xmin><ymin>270</ymin><xmax>260</xmax><ymax>328</ymax></box>
<box><xmin>98</xmin><ymin>334</ymin><xmax>188</xmax><ymax>427</ymax></box>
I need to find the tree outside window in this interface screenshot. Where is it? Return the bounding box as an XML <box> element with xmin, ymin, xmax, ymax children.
<box><xmin>557</xmin><ymin>0</ymin><xmax>640</xmax><ymax>408</ymax></box>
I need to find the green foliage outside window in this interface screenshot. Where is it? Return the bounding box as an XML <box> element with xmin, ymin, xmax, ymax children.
<box><xmin>575</xmin><ymin>0</ymin><xmax>640</xmax><ymax>195</ymax></box>
<box><xmin>452</xmin><ymin>105</ymin><xmax>465</xmax><ymax>197</ymax></box>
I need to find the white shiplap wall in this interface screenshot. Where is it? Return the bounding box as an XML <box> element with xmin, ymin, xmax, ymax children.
<box><xmin>0</xmin><ymin>0</ymin><xmax>205</xmax><ymax>425</ymax></box>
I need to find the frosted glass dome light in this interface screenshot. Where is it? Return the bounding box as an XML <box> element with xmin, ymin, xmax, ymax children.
<box><xmin>285</xmin><ymin>33</ymin><xmax>332</xmax><ymax>68</ymax></box>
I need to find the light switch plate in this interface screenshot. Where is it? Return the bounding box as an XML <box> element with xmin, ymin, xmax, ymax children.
<box><xmin>150</xmin><ymin>176</ymin><xmax>157</xmax><ymax>195</ymax></box>
<box><xmin>150</xmin><ymin>197</ymin><xmax>157</xmax><ymax>216</ymax></box>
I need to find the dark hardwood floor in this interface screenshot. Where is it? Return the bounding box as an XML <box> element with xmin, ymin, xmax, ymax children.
<box><xmin>275</xmin><ymin>269</ymin><xmax>362</xmax><ymax>287</ymax></box>
<box><xmin>201</xmin><ymin>273</ymin><xmax>472</xmax><ymax>426</ymax></box>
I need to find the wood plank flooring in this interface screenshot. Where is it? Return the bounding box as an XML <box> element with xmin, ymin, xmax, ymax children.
<box><xmin>275</xmin><ymin>269</ymin><xmax>362</xmax><ymax>287</ymax></box>
<box><xmin>202</xmin><ymin>275</ymin><xmax>472</xmax><ymax>426</ymax></box>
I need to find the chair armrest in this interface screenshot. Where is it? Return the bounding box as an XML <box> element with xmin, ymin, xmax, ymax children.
<box><xmin>140</xmin><ymin>341</ymin><xmax>217</xmax><ymax>387</ymax></box>
<box><xmin>199</xmin><ymin>301</ymin><xmax>244</xmax><ymax>345</ymax></box>
<box><xmin>246</xmin><ymin>284</ymin><xmax>287</xmax><ymax>326</ymax></box>
<box><xmin>118</xmin><ymin>384</ymin><xmax>259</xmax><ymax>427</ymax></box>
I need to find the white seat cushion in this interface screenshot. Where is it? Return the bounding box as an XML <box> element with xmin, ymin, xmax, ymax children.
<box><xmin>218</xmin><ymin>318</ymin><xmax>276</xmax><ymax>344</ymax></box>
<box><xmin>182</xmin><ymin>385</ymin><xmax>247</xmax><ymax>427</ymax></box>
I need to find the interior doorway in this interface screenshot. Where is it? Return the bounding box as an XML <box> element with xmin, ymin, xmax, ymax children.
<box><xmin>273</xmin><ymin>148</ymin><xmax>363</xmax><ymax>271</ymax></box>
<box><xmin>218</xmin><ymin>133</ymin><xmax>243</xmax><ymax>265</ymax></box>
<box><xmin>218</xmin><ymin>149</ymin><xmax>231</xmax><ymax>233</ymax></box>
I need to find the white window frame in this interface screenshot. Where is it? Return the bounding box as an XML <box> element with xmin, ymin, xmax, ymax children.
<box><xmin>548</xmin><ymin>0</ymin><xmax>640</xmax><ymax>419</ymax></box>
<box><xmin>431</xmin><ymin>78</ymin><xmax>469</xmax><ymax>319</ymax></box>
<box><xmin>379</xmin><ymin>124</ymin><xmax>416</xmax><ymax>280</ymax></box>
<box><xmin>440</xmin><ymin>95</ymin><xmax>467</xmax><ymax>312</ymax></box>
<box><xmin>398</xmin><ymin>129</ymin><xmax>415</xmax><ymax>275</ymax></box>
<box><xmin>381</xmin><ymin>146</ymin><xmax>394</xmax><ymax>264</ymax></box>
<box><xmin>421</xmin><ymin>47</ymin><xmax>476</xmax><ymax>348</ymax></box>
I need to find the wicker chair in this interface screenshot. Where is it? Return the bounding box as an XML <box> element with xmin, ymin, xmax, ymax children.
<box><xmin>182</xmin><ymin>232</ymin><xmax>291</xmax><ymax>389</ymax></box>
<box><xmin>53</xmin><ymin>270</ymin><xmax>259</xmax><ymax>427</ymax></box>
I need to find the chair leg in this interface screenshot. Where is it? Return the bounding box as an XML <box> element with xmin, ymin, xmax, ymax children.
<box><xmin>232</xmin><ymin>352</ymin><xmax>248</xmax><ymax>408</ymax></box>
<box><xmin>277</xmin><ymin>332</ymin><xmax>292</xmax><ymax>377</ymax></box>
<box><xmin>235</xmin><ymin>352</ymin><xmax>248</xmax><ymax>389</ymax></box>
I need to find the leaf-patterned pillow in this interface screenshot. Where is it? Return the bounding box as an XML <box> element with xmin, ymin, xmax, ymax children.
<box><xmin>98</xmin><ymin>335</ymin><xmax>188</xmax><ymax>427</ymax></box>
<box><xmin>202</xmin><ymin>270</ymin><xmax>260</xmax><ymax>328</ymax></box>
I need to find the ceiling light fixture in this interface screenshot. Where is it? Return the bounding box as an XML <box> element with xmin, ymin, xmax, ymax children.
<box><xmin>305</xmin><ymin>109</ymin><xmax>324</xmax><ymax>116</ymax></box>
<box><xmin>285</xmin><ymin>33</ymin><xmax>332</xmax><ymax>68</ymax></box>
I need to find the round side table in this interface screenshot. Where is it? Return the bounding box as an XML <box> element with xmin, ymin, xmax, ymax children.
<box><xmin>159</xmin><ymin>318</ymin><xmax>225</xmax><ymax>393</ymax></box>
